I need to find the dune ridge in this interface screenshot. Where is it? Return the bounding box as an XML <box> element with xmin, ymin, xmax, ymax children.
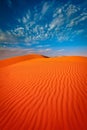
<box><xmin>0</xmin><ymin>54</ymin><xmax>49</xmax><ymax>68</ymax></box>
<box><xmin>0</xmin><ymin>55</ymin><xmax>87</xmax><ymax>130</ymax></box>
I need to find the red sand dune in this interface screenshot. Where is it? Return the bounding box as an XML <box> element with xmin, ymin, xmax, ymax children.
<box><xmin>0</xmin><ymin>54</ymin><xmax>48</xmax><ymax>68</ymax></box>
<box><xmin>0</xmin><ymin>55</ymin><xmax>87</xmax><ymax>130</ymax></box>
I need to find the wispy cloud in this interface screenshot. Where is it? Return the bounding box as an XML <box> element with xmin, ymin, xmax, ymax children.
<box><xmin>13</xmin><ymin>27</ymin><xmax>24</xmax><ymax>37</ymax></box>
<box><xmin>49</xmin><ymin>14</ymin><xmax>64</xmax><ymax>30</ymax></box>
<box><xmin>57</xmin><ymin>49</ymin><xmax>64</xmax><ymax>52</ymax></box>
<box><xmin>0</xmin><ymin>48</ymin><xmax>35</xmax><ymax>59</ymax></box>
<box><xmin>22</xmin><ymin>17</ymin><xmax>27</xmax><ymax>23</ymax></box>
<box><xmin>0</xmin><ymin>29</ymin><xmax>14</xmax><ymax>42</ymax></box>
<box><xmin>41</xmin><ymin>2</ymin><xmax>50</xmax><ymax>15</ymax></box>
<box><xmin>66</xmin><ymin>4</ymin><xmax>80</xmax><ymax>17</ymax></box>
<box><xmin>0</xmin><ymin>1</ymin><xmax>87</xmax><ymax>47</ymax></box>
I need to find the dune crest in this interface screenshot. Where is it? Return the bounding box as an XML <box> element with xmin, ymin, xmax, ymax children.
<box><xmin>0</xmin><ymin>56</ymin><xmax>87</xmax><ymax>130</ymax></box>
<box><xmin>0</xmin><ymin>54</ymin><xmax>49</xmax><ymax>67</ymax></box>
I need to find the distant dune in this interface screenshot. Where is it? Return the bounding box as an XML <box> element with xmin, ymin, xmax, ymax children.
<box><xmin>0</xmin><ymin>54</ymin><xmax>49</xmax><ymax>68</ymax></box>
<box><xmin>0</xmin><ymin>55</ymin><xmax>87</xmax><ymax>130</ymax></box>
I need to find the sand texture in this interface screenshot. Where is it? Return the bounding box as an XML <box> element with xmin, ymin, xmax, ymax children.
<box><xmin>0</xmin><ymin>55</ymin><xmax>87</xmax><ymax>130</ymax></box>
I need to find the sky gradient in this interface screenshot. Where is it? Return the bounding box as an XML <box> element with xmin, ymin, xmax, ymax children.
<box><xmin>0</xmin><ymin>0</ymin><xmax>87</xmax><ymax>58</ymax></box>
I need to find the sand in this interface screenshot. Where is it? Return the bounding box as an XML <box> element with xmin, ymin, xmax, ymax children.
<box><xmin>0</xmin><ymin>54</ymin><xmax>48</xmax><ymax>68</ymax></box>
<box><xmin>0</xmin><ymin>55</ymin><xmax>87</xmax><ymax>130</ymax></box>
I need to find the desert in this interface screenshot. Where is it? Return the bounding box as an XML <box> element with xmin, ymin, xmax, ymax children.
<box><xmin>0</xmin><ymin>55</ymin><xmax>87</xmax><ymax>130</ymax></box>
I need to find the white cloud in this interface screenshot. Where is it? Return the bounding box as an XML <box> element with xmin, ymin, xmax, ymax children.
<box><xmin>18</xmin><ymin>11</ymin><xmax>31</xmax><ymax>24</ymax></box>
<box><xmin>0</xmin><ymin>1</ymin><xmax>87</xmax><ymax>47</ymax></box>
<box><xmin>66</xmin><ymin>12</ymin><xmax>87</xmax><ymax>28</ymax></box>
<box><xmin>41</xmin><ymin>2</ymin><xmax>50</xmax><ymax>15</ymax></box>
<box><xmin>22</xmin><ymin>17</ymin><xmax>27</xmax><ymax>23</ymax></box>
<box><xmin>18</xmin><ymin>18</ymin><xmax>21</xmax><ymax>23</ymax></box>
<box><xmin>66</xmin><ymin>4</ymin><xmax>80</xmax><ymax>17</ymax></box>
<box><xmin>13</xmin><ymin>27</ymin><xmax>24</xmax><ymax>37</ymax></box>
<box><xmin>0</xmin><ymin>29</ymin><xmax>14</xmax><ymax>42</ymax></box>
<box><xmin>78</xmin><ymin>15</ymin><xmax>87</xmax><ymax>22</ymax></box>
<box><xmin>26</xmin><ymin>14</ymin><xmax>29</xmax><ymax>19</ymax></box>
<box><xmin>45</xmin><ymin>48</ymin><xmax>51</xmax><ymax>51</ymax></box>
<box><xmin>25</xmin><ymin>25</ymin><xmax>29</xmax><ymax>31</ymax></box>
<box><xmin>53</xmin><ymin>8</ymin><xmax>62</xmax><ymax>17</ymax></box>
<box><xmin>45</xmin><ymin>33</ymin><xmax>48</xmax><ymax>37</ymax></box>
<box><xmin>45</xmin><ymin>24</ymin><xmax>48</xmax><ymax>28</ymax></box>
<box><xmin>49</xmin><ymin>14</ymin><xmax>64</xmax><ymax>30</ymax></box>
<box><xmin>15</xmin><ymin>27</ymin><xmax>24</xmax><ymax>31</ymax></box>
<box><xmin>73</xmin><ymin>29</ymin><xmax>84</xmax><ymax>35</ymax></box>
<box><xmin>22</xmin><ymin>11</ymin><xmax>31</xmax><ymax>24</ymax></box>
<box><xmin>66</xmin><ymin>20</ymin><xmax>75</xmax><ymax>28</ymax></box>
<box><xmin>58</xmin><ymin>35</ymin><xmax>69</xmax><ymax>42</ymax></box>
<box><xmin>25</xmin><ymin>36</ymin><xmax>32</xmax><ymax>43</ymax></box>
<box><xmin>33</xmin><ymin>25</ymin><xmax>38</xmax><ymax>33</ymax></box>
<box><xmin>30</xmin><ymin>21</ymin><xmax>35</xmax><ymax>26</ymax></box>
<box><xmin>80</xmin><ymin>12</ymin><xmax>87</xmax><ymax>16</ymax></box>
<box><xmin>0</xmin><ymin>48</ymin><xmax>35</xmax><ymax>59</ymax></box>
<box><xmin>77</xmin><ymin>30</ymin><xmax>84</xmax><ymax>34</ymax></box>
<box><xmin>0</xmin><ymin>30</ymin><xmax>6</xmax><ymax>41</ymax></box>
<box><xmin>38</xmin><ymin>48</ymin><xmax>51</xmax><ymax>53</ymax></box>
<box><xmin>57</xmin><ymin>49</ymin><xmax>64</xmax><ymax>52</ymax></box>
<box><xmin>15</xmin><ymin>2</ymin><xmax>86</xmax><ymax>44</ymax></box>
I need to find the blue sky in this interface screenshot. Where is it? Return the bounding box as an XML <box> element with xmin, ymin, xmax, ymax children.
<box><xmin>0</xmin><ymin>0</ymin><xmax>87</xmax><ymax>58</ymax></box>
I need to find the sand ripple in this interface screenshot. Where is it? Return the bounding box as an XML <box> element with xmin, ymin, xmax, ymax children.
<box><xmin>0</xmin><ymin>56</ymin><xmax>87</xmax><ymax>130</ymax></box>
